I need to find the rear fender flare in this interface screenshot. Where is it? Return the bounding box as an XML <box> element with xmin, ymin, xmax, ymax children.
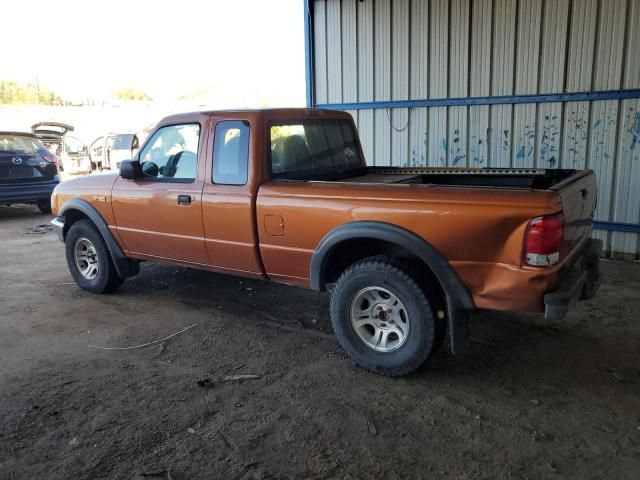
<box><xmin>310</xmin><ymin>221</ymin><xmax>473</xmax><ymax>353</ymax></box>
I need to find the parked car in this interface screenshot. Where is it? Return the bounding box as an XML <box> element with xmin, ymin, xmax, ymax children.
<box><xmin>0</xmin><ymin>131</ymin><xmax>59</xmax><ymax>213</ymax></box>
<box><xmin>31</xmin><ymin>122</ymin><xmax>92</xmax><ymax>175</ymax></box>
<box><xmin>89</xmin><ymin>133</ymin><xmax>140</xmax><ymax>171</ymax></box>
<box><xmin>89</xmin><ymin>134</ymin><xmax>115</xmax><ymax>170</ymax></box>
<box><xmin>49</xmin><ymin>108</ymin><xmax>601</xmax><ymax>376</ymax></box>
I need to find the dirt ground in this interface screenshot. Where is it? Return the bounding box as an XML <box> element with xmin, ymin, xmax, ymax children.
<box><xmin>0</xmin><ymin>205</ymin><xmax>639</xmax><ymax>480</ymax></box>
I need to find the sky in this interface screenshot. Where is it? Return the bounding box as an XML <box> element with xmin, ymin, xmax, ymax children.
<box><xmin>2</xmin><ymin>0</ymin><xmax>306</xmax><ymax>108</ymax></box>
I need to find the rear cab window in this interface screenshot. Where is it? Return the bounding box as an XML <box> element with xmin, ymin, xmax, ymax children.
<box><xmin>138</xmin><ymin>124</ymin><xmax>200</xmax><ymax>181</ymax></box>
<box><xmin>212</xmin><ymin>120</ymin><xmax>250</xmax><ymax>185</ymax></box>
<box><xmin>269</xmin><ymin>119</ymin><xmax>364</xmax><ymax>180</ymax></box>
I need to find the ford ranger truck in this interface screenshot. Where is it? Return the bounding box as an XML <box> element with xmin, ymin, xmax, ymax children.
<box><xmin>49</xmin><ymin>108</ymin><xmax>601</xmax><ymax>377</ymax></box>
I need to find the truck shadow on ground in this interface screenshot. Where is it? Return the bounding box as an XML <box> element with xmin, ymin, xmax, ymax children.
<box><xmin>114</xmin><ymin>261</ymin><xmax>639</xmax><ymax>393</ymax></box>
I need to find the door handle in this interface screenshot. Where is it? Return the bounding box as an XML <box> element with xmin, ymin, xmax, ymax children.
<box><xmin>177</xmin><ymin>194</ymin><xmax>192</xmax><ymax>205</ymax></box>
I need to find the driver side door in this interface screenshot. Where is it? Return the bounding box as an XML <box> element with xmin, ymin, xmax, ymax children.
<box><xmin>111</xmin><ymin>122</ymin><xmax>209</xmax><ymax>264</ymax></box>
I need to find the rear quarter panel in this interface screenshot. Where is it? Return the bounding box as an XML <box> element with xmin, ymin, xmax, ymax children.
<box><xmin>257</xmin><ymin>181</ymin><xmax>563</xmax><ymax>310</ymax></box>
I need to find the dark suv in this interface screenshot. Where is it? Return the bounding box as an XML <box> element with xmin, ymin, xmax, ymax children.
<box><xmin>0</xmin><ymin>131</ymin><xmax>59</xmax><ymax>213</ymax></box>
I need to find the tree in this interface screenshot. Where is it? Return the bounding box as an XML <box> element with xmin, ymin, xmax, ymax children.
<box><xmin>113</xmin><ymin>88</ymin><xmax>153</xmax><ymax>101</ymax></box>
<box><xmin>0</xmin><ymin>80</ymin><xmax>62</xmax><ymax>105</ymax></box>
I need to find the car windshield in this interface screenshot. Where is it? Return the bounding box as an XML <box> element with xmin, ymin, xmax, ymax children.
<box><xmin>113</xmin><ymin>134</ymin><xmax>134</xmax><ymax>149</ymax></box>
<box><xmin>270</xmin><ymin>120</ymin><xmax>365</xmax><ymax>180</ymax></box>
<box><xmin>0</xmin><ymin>134</ymin><xmax>44</xmax><ymax>154</ymax></box>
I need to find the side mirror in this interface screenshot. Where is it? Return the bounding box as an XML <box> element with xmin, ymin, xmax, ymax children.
<box><xmin>120</xmin><ymin>160</ymin><xmax>142</xmax><ymax>180</ymax></box>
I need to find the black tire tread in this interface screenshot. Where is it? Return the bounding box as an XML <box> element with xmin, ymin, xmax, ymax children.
<box><xmin>330</xmin><ymin>255</ymin><xmax>443</xmax><ymax>377</ymax></box>
<box><xmin>65</xmin><ymin>219</ymin><xmax>124</xmax><ymax>293</ymax></box>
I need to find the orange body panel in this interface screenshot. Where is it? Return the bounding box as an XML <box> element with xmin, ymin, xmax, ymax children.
<box><xmin>255</xmin><ymin>180</ymin><xmax>572</xmax><ymax>311</ymax></box>
<box><xmin>51</xmin><ymin>108</ymin><xmax>596</xmax><ymax>314</ymax></box>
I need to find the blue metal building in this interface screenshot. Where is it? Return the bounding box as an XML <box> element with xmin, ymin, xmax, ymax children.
<box><xmin>304</xmin><ymin>0</ymin><xmax>640</xmax><ymax>258</ymax></box>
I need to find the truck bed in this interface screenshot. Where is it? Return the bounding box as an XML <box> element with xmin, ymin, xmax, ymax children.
<box><xmin>344</xmin><ymin>167</ymin><xmax>576</xmax><ymax>190</ymax></box>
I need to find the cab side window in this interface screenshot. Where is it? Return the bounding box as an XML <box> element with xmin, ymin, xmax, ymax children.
<box><xmin>138</xmin><ymin>124</ymin><xmax>200</xmax><ymax>181</ymax></box>
<box><xmin>212</xmin><ymin>120</ymin><xmax>250</xmax><ymax>185</ymax></box>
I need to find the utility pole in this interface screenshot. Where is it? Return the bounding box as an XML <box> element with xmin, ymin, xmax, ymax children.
<box><xmin>36</xmin><ymin>74</ymin><xmax>41</xmax><ymax>104</ymax></box>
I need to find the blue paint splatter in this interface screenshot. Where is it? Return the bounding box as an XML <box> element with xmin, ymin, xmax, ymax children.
<box><xmin>629</xmin><ymin>112</ymin><xmax>640</xmax><ymax>150</ymax></box>
<box><xmin>516</xmin><ymin>146</ymin><xmax>525</xmax><ymax>158</ymax></box>
<box><xmin>593</xmin><ymin>120</ymin><xmax>601</xmax><ymax>129</ymax></box>
<box><xmin>440</xmin><ymin>138</ymin><xmax>448</xmax><ymax>151</ymax></box>
<box><xmin>452</xmin><ymin>152</ymin><xmax>466</xmax><ymax>166</ymax></box>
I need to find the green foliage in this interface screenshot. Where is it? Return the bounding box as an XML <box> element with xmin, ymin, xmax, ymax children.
<box><xmin>113</xmin><ymin>88</ymin><xmax>153</xmax><ymax>101</ymax></box>
<box><xmin>0</xmin><ymin>80</ymin><xmax>63</xmax><ymax>105</ymax></box>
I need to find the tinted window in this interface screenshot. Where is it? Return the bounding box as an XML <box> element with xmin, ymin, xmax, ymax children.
<box><xmin>139</xmin><ymin>124</ymin><xmax>200</xmax><ymax>181</ymax></box>
<box><xmin>212</xmin><ymin>120</ymin><xmax>249</xmax><ymax>185</ymax></box>
<box><xmin>0</xmin><ymin>134</ymin><xmax>43</xmax><ymax>154</ymax></box>
<box><xmin>270</xmin><ymin>120</ymin><xmax>363</xmax><ymax>180</ymax></box>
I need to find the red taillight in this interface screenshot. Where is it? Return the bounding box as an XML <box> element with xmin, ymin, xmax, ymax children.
<box><xmin>524</xmin><ymin>213</ymin><xmax>564</xmax><ymax>266</ymax></box>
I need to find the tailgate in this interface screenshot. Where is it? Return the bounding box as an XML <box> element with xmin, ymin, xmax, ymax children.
<box><xmin>0</xmin><ymin>152</ymin><xmax>56</xmax><ymax>183</ymax></box>
<box><xmin>555</xmin><ymin>170</ymin><xmax>597</xmax><ymax>256</ymax></box>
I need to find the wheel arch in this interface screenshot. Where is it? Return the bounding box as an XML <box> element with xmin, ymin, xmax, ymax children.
<box><xmin>310</xmin><ymin>221</ymin><xmax>473</xmax><ymax>353</ymax></box>
<box><xmin>58</xmin><ymin>198</ymin><xmax>138</xmax><ymax>278</ymax></box>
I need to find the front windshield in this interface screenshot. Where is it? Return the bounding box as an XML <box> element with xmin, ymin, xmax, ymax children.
<box><xmin>0</xmin><ymin>134</ymin><xmax>44</xmax><ymax>154</ymax></box>
<box><xmin>270</xmin><ymin>120</ymin><xmax>364</xmax><ymax>180</ymax></box>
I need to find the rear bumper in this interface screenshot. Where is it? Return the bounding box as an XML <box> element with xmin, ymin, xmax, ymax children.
<box><xmin>544</xmin><ymin>239</ymin><xmax>602</xmax><ymax>321</ymax></box>
<box><xmin>0</xmin><ymin>178</ymin><xmax>59</xmax><ymax>204</ymax></box>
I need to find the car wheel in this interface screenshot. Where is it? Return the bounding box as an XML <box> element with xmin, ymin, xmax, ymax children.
<box><xmin>37</xmin><ymin>200</ymin><xmax>52</xmax><ymax>214</ymax></box>
<box><xmin>330</xmin><ymin>256</ymin><xmax>444</xmax><ymax>376</ymax></box>
<box><xmin>65</xmin><ymin>219</ymin><xmax>124</xmax><ymax>293</ymax></box>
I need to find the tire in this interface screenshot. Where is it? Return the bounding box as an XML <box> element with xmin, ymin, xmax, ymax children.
<box><xmin>37</xmin><ymin>200</ymin><xmax>52</xmax><ymax>214</ymax></box>
<box><xmin>330</xmin><ymin>256</ymin><xmax>445</xmax><ymax>376</ymax></box>
<box><xmin>65</xmin><ymin>219</ymin><xmax>124</xmax><ymax>293</ymax></box>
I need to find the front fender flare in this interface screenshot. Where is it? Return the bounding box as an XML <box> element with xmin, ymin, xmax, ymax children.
<box><xmin>58</xmin><ymin>198</ymin><xmax>138</xmax><ymax>278</ymax></box>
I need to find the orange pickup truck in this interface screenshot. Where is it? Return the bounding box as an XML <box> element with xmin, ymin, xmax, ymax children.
<box><xmin>51</xmin><ymin>108</ymin><xmax>601</xmax><ymax>376</ymax></box>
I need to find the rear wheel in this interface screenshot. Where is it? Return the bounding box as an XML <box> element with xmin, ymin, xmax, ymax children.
<box><xmin>330</xmin><ymin>256</ymin><xmax>445</xmax><ymax>376</ymax></box>
<box><xmin>37</xmin><ymin>200</ymin><xmax>52</xmax><ymax>214</ymax></box>
<box><xmin>65</xmin><ymin>220</ymin><xmax>124</xmax><ymax>293</ymax></box>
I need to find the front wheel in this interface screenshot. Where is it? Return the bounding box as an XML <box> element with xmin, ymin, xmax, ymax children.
<box><xmin>330</xmin><ymin>257</ymin><xmax>444</xmax><ymax>376</ymax></box>
<box><xmin>65</xmin><ymin>220</ymin><xmax>124</xmax><ymax>293</ymax></box>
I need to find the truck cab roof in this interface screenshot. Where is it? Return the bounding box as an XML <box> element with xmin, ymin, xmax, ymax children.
<box><xmin>157</xmin><ymin>108</ymin><xmax>352</xmax><ymax>127</ymax></box>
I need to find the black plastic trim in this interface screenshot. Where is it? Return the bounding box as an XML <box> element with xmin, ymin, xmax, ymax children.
<box><xmin>310</xmin><ymin>221</ymin><xmax>474</xmax><ymax>354</ymax></box>
<box><xmin>58</xmin><ymin>198</ymin><xmax>138</xmax><ymax>278</ymax></box>
<box><xmin>544</xmin><ymin>238</ymin><xmax>602</xmax><ymax>321</ymax></box>
<box><xmin>544</xmin><ymin>268</ymin><xmax>587</xmax><ymax>321</ymax></box>
<box><xmin>0</xmin><ymin>178</ymin><xmax>59</xmax><ymax>204</ymax></box>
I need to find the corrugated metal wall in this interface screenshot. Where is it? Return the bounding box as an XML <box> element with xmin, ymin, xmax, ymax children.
<box><xmin>310</xmin><ymin>0</ymin><xmax>640</xmax><ymax>258</ymax></box>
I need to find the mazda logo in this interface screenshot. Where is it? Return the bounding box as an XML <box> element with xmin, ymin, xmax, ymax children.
<box><xmin>11</xmin><ymin>157</ymin><xmax>22</xmax><ymax>165</ymax></box>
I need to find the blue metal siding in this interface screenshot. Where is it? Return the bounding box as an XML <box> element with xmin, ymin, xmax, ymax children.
<box><xmin>307</xmin><ymin>0</ymin><xmax>640</xmax><ymax>257</ymax></box>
